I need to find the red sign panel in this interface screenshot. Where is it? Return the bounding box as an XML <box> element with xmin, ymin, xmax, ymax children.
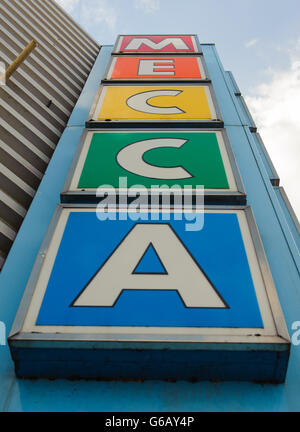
<box><xmin>115</xmin><ymin>35</ymin><xmax>199</xmax><ymax>54</ymax></box>
<box><xmin>107</xmin><ymin>56</ymin><xmax>205</xmax><ymax>80</ymax></box>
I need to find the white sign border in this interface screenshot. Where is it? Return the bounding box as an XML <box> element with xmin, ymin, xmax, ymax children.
<box><xmin>9</xmin><ymin>206</ymin><xmax>289</xmax><ymax>346</ymax></box>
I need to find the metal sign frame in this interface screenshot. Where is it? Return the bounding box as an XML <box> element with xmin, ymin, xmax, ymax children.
<box><xmin>86</xmin><ymin>83</ymin><xmax>224</xmax><ymax>128</ymax></box>
<box><xmin>8</xmin><ymin>205</ymin><xmax>290</xmax><ymax>381</ymax></box>
<box><xmin>61</xmin><ymin>129</ymin><xmax>246</xmax><ymax>205</ymax></box>
<box><xmin>102</xmin><ymin>54</ymin><xmax>210</xmax><ymax>83</ymax></box>
<box><xmin>113</xmin><ymin>34</ymin><xmax>202</xmax><ymax>55</ymax></box>
<box><xmin>9</xmin><ymin>205</ymin><xmax>289</xmax><ymax>343</ymax></box>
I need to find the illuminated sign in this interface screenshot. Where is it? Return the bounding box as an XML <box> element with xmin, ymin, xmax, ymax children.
<box><xmin>105</xmin><ymin>56</ymin><xmax>207</xmax><ymax>80</ymax></box>
<box><xmin>9</xmin><ymin>207</ymin><xmax>290</xmax><ymax>381</ymax></box>
<box><xmin>114</xmin><ymin>35</ymin><xmax>200</xmax><ymax>54</ymax></box>
<box><xmin>88</xmin><ymin>84</ymin><xmax>222</xmax><ymax>126</ymax></box>
<box><xmin>61</xmin><ymin>130</ymin><xmax>245</xmax><ymax>204</ymax></box>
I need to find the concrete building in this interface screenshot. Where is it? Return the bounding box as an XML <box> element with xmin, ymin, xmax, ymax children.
<box><xmin>0</xmin><ymin>0</ymin><xmax>100</xmax><ymax>269</ymax></box>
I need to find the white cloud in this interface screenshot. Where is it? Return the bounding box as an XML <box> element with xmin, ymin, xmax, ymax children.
<box><xmin>81</xmin><ymin>1</ymin><xmax>117</xmax><ymax>30</ymax></box>
<box><xmin>56</xmin><ymin>0</ymin><xmax>117</xmax><ymax>32</ymax></box>
<box><xmin>245</xmin><ymin>38</ymin><xmax>258</xmax><ymax>48</ymax></box>
<box><xmin>245</xmin><ymin>46</ymin><xmax>300</xmax><ymax>220</ymax></box>
<box><xmin>134</xmin><ymin>0</ymin><xmax>160</xmax><ymax>14</ymax></box>
<box><xmin>56</xmin><ymin>0</ymin><xmax>80</xmax><ymax>13</ymax></box>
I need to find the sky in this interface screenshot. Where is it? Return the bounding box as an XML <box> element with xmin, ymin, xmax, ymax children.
<box><xmin>56</xmin><ymin>0</ymin><xmax>300</xmax><ymax>220</ymax></box>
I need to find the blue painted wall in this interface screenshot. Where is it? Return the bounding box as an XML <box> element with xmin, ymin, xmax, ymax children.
<box><xmin>0</xmin><ymin>44</ymin><xmax>299</xmax><ymax>412</ymax></box>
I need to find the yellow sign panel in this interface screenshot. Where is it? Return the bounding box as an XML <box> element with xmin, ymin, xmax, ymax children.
<box><xmin>94</xmin><ymin>85</ymin><xmax>216</xmax><ymax>120</ymax></box>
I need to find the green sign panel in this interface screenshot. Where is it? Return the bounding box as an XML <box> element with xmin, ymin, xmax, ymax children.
<box><xmin>79</xmin><ymin>131</ymin><xmax>227</xmax><ymax>188</ymax></box>
<box><xmin>62</xmin><ymin>130</ymin><xmax>245</xmax><ymax>203</ymax></box>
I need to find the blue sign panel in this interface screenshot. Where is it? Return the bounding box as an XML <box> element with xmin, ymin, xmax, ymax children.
<box><xmin>36</xmin><ymin>210</ymin><xmax>262</xmax><ymax>328</ymax></box>
<box><xmin>8</xmin><ymin>206</ymin><xmax>290</xmax><ymax>382</ymax></box>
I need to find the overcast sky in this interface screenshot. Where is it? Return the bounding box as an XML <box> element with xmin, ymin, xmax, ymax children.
<box><xmin>57</xmin><ymin>0</ymin><xmax>300</xmax><ymax>220</ymax></box>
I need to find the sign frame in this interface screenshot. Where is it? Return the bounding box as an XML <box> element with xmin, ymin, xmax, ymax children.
<box><xmin>102</xmin><ymin>54</ymin><xmax>210</xmax><ymax>83</ymax></box>
<box><xmin>86</xmin><ymin>83</ymin><xmax>224</xmax><ymax>128</ymax></box>
<box><xmin>60</xmin><ymin>129</ymin><xmax>246</xmax><ymax>205</ymax></box>
<box><xmin>8</xmin><ymin>205</ymin><xmax>290</xmax><ymax>381</ymax></box>
<box><xmin>113</xmin><ymin>34</ymin><xmax>202</xmax><ymax>55</ymax></box>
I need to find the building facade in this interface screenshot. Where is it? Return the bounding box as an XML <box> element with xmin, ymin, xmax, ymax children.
<box><xmin>0</xmin><ymin>0</ymin><xmax>100</xmax><ymax>269</ymax></box>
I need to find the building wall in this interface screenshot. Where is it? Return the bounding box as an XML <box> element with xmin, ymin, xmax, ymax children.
<box><xmin>0</xmin><ymin>0</ymin><xmax>100</xmax><ymax>269</ymax></box>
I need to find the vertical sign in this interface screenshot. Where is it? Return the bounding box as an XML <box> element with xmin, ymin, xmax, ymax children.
<box><xmin>9</xmin><ymin>34</ymin><xmax>290</xmax><ymax>382</ymax></box>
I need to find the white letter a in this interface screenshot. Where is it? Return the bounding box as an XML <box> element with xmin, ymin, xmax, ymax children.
<box><xmin>73</xmin><ymin>224</ymin><xmax>227</xmax><ymax>309</ymax></box>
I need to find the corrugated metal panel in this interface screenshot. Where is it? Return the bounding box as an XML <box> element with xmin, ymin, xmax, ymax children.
<box><xmin>0</xmin><ymin>0</ymin><xmax>100</xmax><ymax>269</ymax></box>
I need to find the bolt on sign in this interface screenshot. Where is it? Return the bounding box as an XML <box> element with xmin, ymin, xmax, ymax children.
<box><xmin>8</xmin><ymin>207</ymin><xmax>290</xmax><ymax>381</ymax></box>
<box><xmin>113</xmin><ymin>35</ymin><xmax>200</xmax><ymax>54</ymax></box>
<box><xmin>87</xmin><ymin>84</ymin><xmax>223</xmax><ymax>127</ymax></box>
<box><xmin>61</xmin><ymin>130</ymin><xmax>246</xmax><ymax>205</ymax></box>
<box><xmin>104</xmin><ymin>56</ymin><xmax>207</xmax><ymax>81</ymax></box>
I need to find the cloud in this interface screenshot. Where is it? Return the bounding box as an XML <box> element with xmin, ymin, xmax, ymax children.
<box><xmin>245</xmin><ymin>39</ymin><xmax>258</xmax><ymax>48</ymax></box>
<box><xmin>81</xmin><ymin>1</ymin><xmax>117</xmax><ymax>30</ymax></box>
<box><xmin>245</xmin><ymin>44</ymin><xmax>300</xmax><ymax>219</ymax></box>
<box><xmin>56</xmin><ymin>0</ymin><xmax>117</xmax><ymax>32</ymax></box>
<box><xmin>56</xmin><ymin>0</ymin><xmax>80</xmax><ymax>13</ymax></box>
<box><xmin>134</xmin><ymin>0</ymin><xmax>160</xmax><ymax>14</ymax></box>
